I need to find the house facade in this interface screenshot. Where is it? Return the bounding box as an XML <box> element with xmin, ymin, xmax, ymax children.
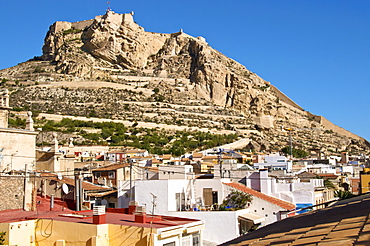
<box><xmin>133</xmin><ymin>178</ymin><xmax>294</xmax><ymax>244</ymax></box>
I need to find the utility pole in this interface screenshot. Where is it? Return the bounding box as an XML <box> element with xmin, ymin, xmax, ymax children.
<box><xmin>218</xmin><ymin>150</ymin><xmax>223</xmax><ymax>178</ymax></box>
<box><xmin>129</xmin><ymin>158</ymin><xmax>133</xmax><ymax>202</ymax></box>
<box><xmin>285</xmin><ymin>128</ymin><xmax>293</xmax><ymax>159</ymax></box>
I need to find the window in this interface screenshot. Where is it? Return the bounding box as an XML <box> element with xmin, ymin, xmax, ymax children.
<box><xmin>192</xmin><ymin>232</ymin><xmax>200</xmax><ymax>246</ymax></box>
<box><xmin>203</xmin><ymin>188</ymin><xmax>213</xmax><ymax>206</ymax></box>
<box><xmin>163</xmin><ymin>242</ymin><xmax>175</xmax><ymax>246</ymax></box>
<box><xmin>108</xmin><ymin>171</ymin><xmax>115</xmax><ymax>179</ymax></box>
<box><xmin>95</xmin><ymin>172</ymin><xmax>101</xmax><ymax>179</ymax></box>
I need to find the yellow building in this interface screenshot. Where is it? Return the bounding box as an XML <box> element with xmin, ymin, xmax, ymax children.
<box><xmin>360</xmin><ymin>168</ymin><xmax>370</xmax><ymax>194</ymax></box>
<box><xmin>0</xmin><ymin>197</ymin><xmax>204</xmax><ymax>246</ymax></box>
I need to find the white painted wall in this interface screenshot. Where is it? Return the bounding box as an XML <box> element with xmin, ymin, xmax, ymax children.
<box><xmin>135</xmin><ymin>179</ymin><xmax>192</xmax><ymax>214</ymax></box>
<box><xmin>247</xmin><ymin>194</ymin><xmax>289</xmax><ymax>226</ymax></box>
<box><xmin>307</xmin><ymin>164</ymin><xmax>336</xmax><ymax>174</ymax></box>
<box><xmin>0</xmin><ymin>129</ymin><xmax>37</xmax><ymax>172</ymax></box>
<box><xmin>158</xmin><ymin>165</ymin><xmax>194</xmax><ymax>180</ymax></box>
<box><xmin>169</xmin><ymin>209</ymin><xmax>249</xmax><ymax>244</ymax></box>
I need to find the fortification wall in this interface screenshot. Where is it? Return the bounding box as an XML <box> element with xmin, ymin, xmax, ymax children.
<box><xmin>314</xmin><ymin>115</ymin><xmax>361</xmax><ymax>140</ymax></box>
<box><xmin>71</xmin><ymin>19</ymin><xmax>94</xmax><ymax>30</ymax></box>
<box><xmin>53</xmin><ymin>21</ymin><xmax>72</xmax><ymax>33</ymax></box>
<box><xmin>122</xmin><ymin>13</ymin><xmax>134</xmax><ymax>23</ymax></box>
<box><xmin>270</xmin><ymin>84</ymin><xmax>304</xmax><ymax>111</ymax></box>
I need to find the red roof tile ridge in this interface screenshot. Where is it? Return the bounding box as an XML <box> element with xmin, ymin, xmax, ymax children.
<box><xmin>93</xmin><ymin>163</ymin><xmax>129</xmax><ymax>171</ymax></box>
<box><xmin>223</xmin><ymin>182</ymin><xmax>296</xmax><ymax>210</ymax></box>
<box><xmin>39</xmin><ymin>171</ymin><xmax>111</xmax><ymax>191</ymax></box>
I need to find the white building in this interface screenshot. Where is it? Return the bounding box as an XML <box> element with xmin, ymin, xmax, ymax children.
<box><xmin>254</xmin><ymin>156</ymin><xmax>292</xmax><ymax>172</ymax></box>
<box><xmin>130</xmin><ymin>178</ymin><xmax>294</xmax><ymax>245</ymax></box>
<box><xmin>246</xmin><ymin>169</ymin><xmax>334</xmax><ymax>211</ymax></box>
<box><xmin>0</xmin><ymin>90</ymin><xmax>38</xmax><ymax>172</ymax></box>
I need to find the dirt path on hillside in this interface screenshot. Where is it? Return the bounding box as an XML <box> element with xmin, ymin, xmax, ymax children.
<box><xmin>37</xmin><ymin>81</ymin><xmax>153</xmax><ymax>96</ymax></box>
<box><xmin>34</xmin><ymin>113</ymin><xmax>236</xmax><ymax>135</ymax></box>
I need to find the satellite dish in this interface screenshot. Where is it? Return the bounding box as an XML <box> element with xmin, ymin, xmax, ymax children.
<box><xmin>62</xmin><ymin>183</ymin><xmax>69</xmax><ymax>194</ymax></box>
<box><xmin>57</xmin><ymin>173</ymin><xmax>63</xmax><ymax>180</ymax></box>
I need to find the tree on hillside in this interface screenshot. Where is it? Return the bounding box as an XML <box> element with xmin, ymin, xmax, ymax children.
<box><xmin>281</xmin><ymin>146</ymin><xmax>308</xmax><ymax>158</ymax></box>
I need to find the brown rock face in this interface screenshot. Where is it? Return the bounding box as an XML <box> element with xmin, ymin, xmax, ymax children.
<box><xmin>1</xmin><ymin>10</ymin><xmax>368</xmax><ymax>154</ymax></box>
<box><xmin>41</xmin><ymin>11</ymin><xmax>269</xmax><ymax>110</ymax></box>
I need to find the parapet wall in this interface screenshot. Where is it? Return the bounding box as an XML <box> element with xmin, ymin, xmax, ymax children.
<box><xmin>71</xmin><ymin>19</ymin><xmax>95</xmax><ymax>30</ymax></box>
<box><xmin>53</xmin><ymin>21</ymin><xmax>72</xmax><ymax>33</ymax></box>
<box><xmin>270</xmin><ymin>84</ymin><xmax>304</xmax><ymax>111</ymax></box>
<box><xmin>314</xmin><ymin>115</ymin><xmax>361</xmax><ymax>140</ymax></box>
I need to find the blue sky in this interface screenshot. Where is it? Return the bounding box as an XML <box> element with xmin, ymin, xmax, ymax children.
<box><xmin>1</xmin><ymin>1</ymin><xmax>369</xmax><ymax>141</ymax></box>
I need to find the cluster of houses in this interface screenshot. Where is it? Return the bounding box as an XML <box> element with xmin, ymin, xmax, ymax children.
<box><xmin>0</xmin><ymin>89</ymin><xmax>369</xmax><ymax>245</ymax></box>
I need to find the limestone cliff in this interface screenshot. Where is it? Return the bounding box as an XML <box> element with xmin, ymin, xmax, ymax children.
<box><xmin>1</xmin><ymin>11</ymin><xmax>369</xmax><ymax>155</ymax></box>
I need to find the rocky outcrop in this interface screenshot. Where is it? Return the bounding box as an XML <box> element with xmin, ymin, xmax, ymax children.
<box><xmin>1</xmin><ymin>10</ymin><xmax>369</xmax><ymax>154</ymax></box>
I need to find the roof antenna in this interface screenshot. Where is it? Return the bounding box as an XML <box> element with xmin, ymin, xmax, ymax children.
<box><xmin>150</xmin><ymin>192</ymin><xmax>157</xmax><ymax>215</ymax></box>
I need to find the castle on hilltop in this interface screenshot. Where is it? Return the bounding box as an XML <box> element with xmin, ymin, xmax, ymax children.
<box><xmin>51</xmin><ymin>11</ymin><xmax>135</xmax><ymax>34</ymax></box>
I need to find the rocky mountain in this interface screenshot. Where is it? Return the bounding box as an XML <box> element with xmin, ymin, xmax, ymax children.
<box><xmin>1</xmin><ymin>11</ymin><xmax>369</xmax><ymax>155</ymax></box>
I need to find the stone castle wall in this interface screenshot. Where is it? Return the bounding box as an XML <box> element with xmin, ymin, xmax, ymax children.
<box><xmin>270</xmin><ymin>84</ymin><xmax>304</xmax><ymax>111</ymax></box>
<box><xmin>315</xmin><ymin>115</ymin><xmax>361</xmax><ymax>140</ymax></box>
<box><xmin>71</xmin><ymin>19</ymin><xmax>95</xmax><ymax>30</ymax></box>
<box><xmin>53</xmin><ymin>12</ymin><xmax>134</xmax><ymax>34</ymax></box>
<box><xmin>53</xmin><ymin>21</ymin><xmax>72</xmax><ymax>33</ymax></box>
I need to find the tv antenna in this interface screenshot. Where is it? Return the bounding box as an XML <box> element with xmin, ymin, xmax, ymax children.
<box><xmin>150</xmin><ymin>192</ymin><xmax>157</xmax><ymax>215</ymax></box>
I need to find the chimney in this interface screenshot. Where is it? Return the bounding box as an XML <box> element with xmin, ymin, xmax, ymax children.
<box><xmin>93</xmin><ymin>205</ymin><xmax>106</xmax><ymax>224</ymax></box>
<box><xmin>129</xmin><ymin>200</ymin><xmax>138</xmax><ymax>214</ymax></box>
<box><xmin>50</xmin><ymin>194</ymin><xmax>54</xmax><ymax>211</ymax></box>
<box><xmin>259</xmin><ymin>169</ymin><xmax>271</xmax><ymax>194</ymax></box>
<box><xmin>134</xmin><ymin>205</ymin><xmax>147</xmax><ymax>223</ymax></box>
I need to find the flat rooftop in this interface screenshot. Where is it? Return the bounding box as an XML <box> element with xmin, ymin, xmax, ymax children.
<box><xmin>0</xmin><ymin>196</ymin><xmax>200</xmax><ymax>229</ymax></box>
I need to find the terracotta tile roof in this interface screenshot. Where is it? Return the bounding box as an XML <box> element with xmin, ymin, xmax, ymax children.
<box><xmin>160</xmin><ymin>154</ymin><xmax>172</xmax><ymax>160</ymax></box>
<box><xmin>138</xmin><ymin>166</ymin><xmax>159</xmax><ymax>173</ymax></box>
<box><xmin>223</xmin><ymin>182</ymin><xmax>296</xmax><ymax>210</ymax></box>
<box><xmin>107</xmin><ymin>150</ymin><xmax>125</xmax><ymax>154</ymax></box>
<box><xmin>317</xmin><ymin>173</ymin><xmax>338</xmax><ymax>178</ymax></box>
<box><xmin>202</xmin><ymin>155</ymin><xmax>218</xmax><ymax>160</ymax></box>
<box><xmin>129</xmin><ymin>156</ymin><xmax>152</xmax><ymax>160</ymax></box>
<box><xmin>192</xmin><ymin>153</ymin><xmax>203</xmax><ymax>158</ymax></box>
<box><xmin>86</xmin><ymin>190</ymin><xmax>117</xmax><ymax>197</ymax></box>
<box><xmin>125</xmin><ymin>149</ymin><xmax>147</xmax><ymax>153</ymax></box>
<box><xmin>220</xmin><ymin>194</ymin><xmax>370</xmax><ymax>246</ymax></box>
<box><xmin>40</xmin><ymin>172</ymin><xmax>110</xmax><ymax>191</ymax></box>
<box><xmin>92</xmin><ymin>163</ymin><xmax>128</xmax><ymax>171</ymax></box>
<box><xmin>151</xmin><ymin>159</ymin><xmax>162</xmax><ymax>164</ymax></box>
